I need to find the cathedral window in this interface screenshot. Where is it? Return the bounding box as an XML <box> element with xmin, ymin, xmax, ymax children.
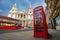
<box><xmin>21</xmin><ymin>14</ymin><xmax>22</xmax><ymax>18</ymax></box>
<box><xmin>12</xmin><ymin>10</ymin><xmax>14</xmax><ymax>11</ymax></box>
<box><xmin>30</xmin><ymin>11</ymin><xmax>31</xmax><ymax>13</ymax></box>
<box><xmin>24</xmin><ymin>15</ymin><xmax>25</xmax><ymax>18</ymax></box>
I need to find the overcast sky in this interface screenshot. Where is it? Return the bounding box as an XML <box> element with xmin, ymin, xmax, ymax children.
<box><xmin>0</xmin><ymin>0</ymin><xmax>46</xmax><ymax>16</ymax></box>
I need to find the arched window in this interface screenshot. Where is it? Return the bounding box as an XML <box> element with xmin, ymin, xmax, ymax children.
<box><xmin>24</xmin><ymin>15</ymin><xmax>25</xmax><ymax>18</ymax></box>
<box><xmin>21</xmin><ymin>14</ymin><xmax>22</xmax><ymax>18</ymax></box>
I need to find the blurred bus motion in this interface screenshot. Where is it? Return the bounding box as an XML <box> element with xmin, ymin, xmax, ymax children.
<box><xmin>0</xmin><ymin>14</ymin><xmax>22</xmax><ymax>30</ymax></box>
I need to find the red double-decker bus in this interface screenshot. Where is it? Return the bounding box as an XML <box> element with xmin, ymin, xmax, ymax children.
<box><xmin>0</xmin><ymin>15</ymin><xmax>22</xmax><ymax>30</ymax></box>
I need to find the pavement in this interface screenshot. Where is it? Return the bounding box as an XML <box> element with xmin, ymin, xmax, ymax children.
<box><xmin>0</xmin><ymin>29</ymin><xmax>60</xmax><ymax>40</ymax></box>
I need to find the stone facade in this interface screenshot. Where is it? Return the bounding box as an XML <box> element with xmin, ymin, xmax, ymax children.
<box><xmin>8</xmin><ymin>3</ymin><xmax>33</xmax><ymax>28</ymax></box>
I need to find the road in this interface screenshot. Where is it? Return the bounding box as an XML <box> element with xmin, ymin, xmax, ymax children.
<box><xmin>0</xmin><ymin>29</ymin><xmax>60</xmax><ymax>40</ymax></box>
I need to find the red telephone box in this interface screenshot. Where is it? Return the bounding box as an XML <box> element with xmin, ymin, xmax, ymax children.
<box><xmin>33</xmin><ymin>6</ymin><xmax>48</xmax><ymax>38</ymax></box>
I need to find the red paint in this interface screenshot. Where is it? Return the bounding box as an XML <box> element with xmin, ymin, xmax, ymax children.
<box><xmin>1</xmin><ymin>26</ymin><xmax>21</xmax><ymax>30</ymax></box>
<box><xmin>33</xmin><ymin>6</ymin><xmax>48</xmax><ymax>39</ymax></box>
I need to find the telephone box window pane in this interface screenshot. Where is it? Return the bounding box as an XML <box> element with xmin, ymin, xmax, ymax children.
<box><xmin>35</xmin><ymin>11</ymin><xmax>43</xmax><ymax>32</ymax></box>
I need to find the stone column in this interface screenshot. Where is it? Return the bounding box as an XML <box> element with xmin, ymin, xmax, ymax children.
<box><xmin>16</xmin><ymin>14</ymin><xmax>18</xmax><ymax>18</ymax></box>
<box><xmin>22</xmin><ymin>20</ymin><xmax>23</xmax><ymax>26</ymax></box>
<box><xmin>27</xmin><ymin>20</ymin><xmax>29</xmax><ymax>27</ymax></box>
<box><xmin>19</xmin><ymin>14</ymin><xmax>20</xmax><ymax>18</ymax></box>
<box><xmin>23</xmin><ymin>14</ymin><xmax>24</xmax><ymax>18</ymax></box>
